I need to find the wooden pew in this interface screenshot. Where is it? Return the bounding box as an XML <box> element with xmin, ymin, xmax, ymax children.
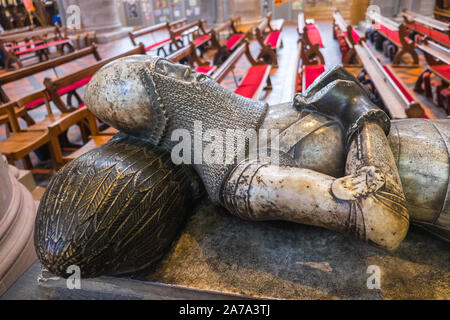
<box><xmin>367</xmin><ymin>11</ymin><xmax>418</xmax><ymax>67</ymax></box>
<box><xmin>0</xmin><ymin>44</ymin><xmax>143</xmax><ymax>169</ymax></box>
<box><xmin>355</xmin><ymin>41</ymin><xmax>424</xmax><ymax>119</ymax></box>
<box><xmin>0</xmin><ymin>25</ymin><xmax>35</xmax><ymax>36</ymax></box>
<box><xmin>293</xmin><ymin>39</ymin><xmax>326</xmax><ymax>94</ymax></box>
<box><xmin>128</xmin><ymin>18</ymin><xmax>186</xmax><ymax>56</ymax></box>
<box><xmin>332</xmin><ymin>10</ymin><xmax>363</xmax><ymax>66</ymax></box>
<box><xmin>298</xmin><ymin>13</ymin><xmax>323</xmax><ymax>48</ymax></box>
<box><xmin>295</xmin><ymin>13</ymin><xmax>324</xmax><ymax>66</ymax></box>
<box><xmin>48</xmin><ymin>106</ymin><xmax>112</xmax><ymax>169</ymax></box>
<box><xmin>402</xmin><ymin>9</ymin><xmax>450</xmax><ymax>48</ymax></box>
<box><xmin>414</xmin><ymin>38</ymin><xmax>450</xmax><ymax>107</ymax></box>
<box><xmin>167</xmin><ymin>42</ymin><xmax>217</xmax><ymax>76</ymax></box>
<box><xmin>169</xmin><ymin>19</ymin><xmax>211</xmax><ymax>54</ymax></box>
<box><xmin>0</xmin><ymin>26</ymin><xmax>74</xmax><ymax>70</ymax></box>
<box><xmin>0</xmin><ymin>25</ymin><xmax>53</xmax><ymax>38</ymax></box>
<box><xmin>0</xmin><ymin>44</ymin><xmax>101</xmax><ymax>104</ymax></box>
<box><xmin>210</xmin><ymin>17</ymin><xmax>246</xmax><ymax>65</ymax></box>
<box><xmin>0</xmin><ymin>44</ymin><xmax>101</xmax><ymax>130</ymax></box>
<box><xmin>44</xmin><ymin>44</ymin><xmax>146</xmax><ymax>113</ymax></box>
<box><xmin>254</xmin><ymin>12</ymin><xmax>283</xmax><ymax>68</ymax></box>
<box><xmin>212</xmin><ymin>40</ymin><xmax>272</xmax><ymax>100</ymax></box>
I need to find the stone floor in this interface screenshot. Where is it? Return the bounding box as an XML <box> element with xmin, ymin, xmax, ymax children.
<box><xmin>1</xmin><ymin>21</ymin><xmax>449</xmax><ymax>300</ymax></box>
<box><xmin>3</xmin><ymin>199</ymin><xmax>449</xmax><ymax>299</ymax></box>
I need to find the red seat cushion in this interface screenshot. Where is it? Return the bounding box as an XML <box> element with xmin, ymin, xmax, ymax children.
<box><xmin>226</xmin><ymin>34</ymin><xmax>245</xmax><ymax>50</ymax></box>
<box><xmin>306</xmin><ymin>24</ymin><xmax>324</xmax><ymax>48</ymax></box>
<box><xmin>430</xmin><ymin>65</ymin><xmax>450</xmax><ymax>81</ymax></box>
<box><xmin>264</xmin><ymin>32</ymin><xmax>281</xmax><ymax>48</ymax></box>
<box><xmin>304</xmin><ymin>64</ymin><xmax>325</xmax><ymax>90</ymax></box>
<box><xmin>145</xmin><ymin>38</ymin><xmax>171</xmax><ymax>51</ymax></box>
<box><xmin>193</xmin><ymin>35</ymin><xmax>211</xmax><ymax>47</ymax></box>
<box><xmin>430</xmin><ymin>29</ymin><xmax>450</xmax><ymax>47</ymax></box>
<box><xmin>14</xmin><ymin>39</ymin><xmax>70</xmax><ymax>55</ymax></box>
<box><xmin>409</xmin><ymin>23</ymin><xmax>450</xmax><ymax>47</ymax></box>
<box><xmin>351</xmin><ymin>29</ymin><xmax>361</xmax><ymax>44</ymax></box>
<box><xmin>195</xmin><ymin>65</ymin><xmax>216</xmax><ymax>74</ymax></box>
<box><xmin>57</xmin><ymin>76</ymin><xmax>93</xmax><ymax>96</ymax></box>
<box><xmin>25</xmin><ymin>77</ymin><xmax>92</xmax><ymax>109</ymax></box>
<box><xmin>382</xmin><ymin>66</ymin><xmax>414</xmax><ymax>103</ymax></box>
<box><xmin>378</xmin><ymin>25</ymin><xmax>412</xmax><ymax>46</ymax></box>
<box><xmin>234</xmin><ymin>65</ymin><xmax>270</xmax><ymax>98</ymax></box>
<box><xmin>25</xmin><ymin>97</ymin><xmax>45</xmax><ymax>109</ymax></box>
<box><xmin>7</xmin><ymin>40</ymin><xmax>44</xmax><ymax>51</ymax></box>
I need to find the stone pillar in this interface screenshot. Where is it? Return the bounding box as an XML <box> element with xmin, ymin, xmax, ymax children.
<box><xmin>370</xmin><ymin>0</ymin><xmax>397</xmax><ymax>17</ymax></box>
<box><xmin>231</xmin><ymin>0</ymin><xmax>261</xmax><ymax>25</ymax></box>
<box><xmin>59</xmin><ymin>0</ymin><xmax>132</xmax><ymax>43</ymax></box>
<box><xmin>0</xmin><ymin>155</ymin><xmax>37</xmax><ymax>296</ymax></box>
<box><xmin>351</xmin><ymin>0</ymin><xmax>371</xmax><ymax>25</ymax></box>
<box><xmin>215</xmin><ymin>0</ymin><xmax>228</xmax><ymax>24</ymax></box>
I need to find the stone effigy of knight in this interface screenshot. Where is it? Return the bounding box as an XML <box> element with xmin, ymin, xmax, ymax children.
<box><xmin>34</xmin><ymin>56</ymin><xmax>449</xmax><ymax>278</ymax></box>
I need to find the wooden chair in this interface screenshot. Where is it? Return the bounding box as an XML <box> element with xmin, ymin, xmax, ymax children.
<box><xmin>212</xmin><ymin>40</ymin><xmax>272</xmax><ymax>100</ymax></box>
<box><xmin>0</xmin><ymin>91</ymin><xmax>52</xmax><ymax>169</ymax></box>
<box><xmin>48</xmin><ymin>106</ymin><xmax>113</xmax><ymax>169</ymax></box>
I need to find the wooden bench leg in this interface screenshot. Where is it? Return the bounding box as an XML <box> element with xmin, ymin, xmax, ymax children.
<box><xmin>257</xmin><ymin>46</ymin><xmax>278</xmax><ymax>68</ymax></box>
<box><xmin>265</xmin><ymin>76</ymin><xmax>272</xmax><ymax>90</ymax></box>
<box><xmin>343</xmin><ymin>48</ymin><xmax>356</xmax><ymax>66</ymax></box>
<box><xmin>23</xmin><ymin>155</ymin><xmax>33</xmax><ymax>170</ymax></box>
<box><xmin>157</xmin><ymin>47</ymin><xmax>167</xmax><ymax>57</ymax></box>
<box><xmin>66</xmin><ymin>91</ymin><xmax>83</xmax><ymax>108</ymax></box>
<box><xmin>414</xmin><ymin>70</ymin><xmax>426</xmax><ymax>94</ymax></box>
<box><xmin>393</xmin><ymin>47</ymin><xmax>418</xmax><ymax>66</ymax></box>
<box><xmin>213</xmin><ymin>45</ymin><xmax>231</xmax><ymax>66</ymax></box>
<box><xmin>22</xmin><ymin>112</ymin><xmax>36</xmax><ymax>126</ymax></box>
<box><xmin>6</xmin><ymin>52</ymin><xmax>23</xmax><ymax>71</ymax></box>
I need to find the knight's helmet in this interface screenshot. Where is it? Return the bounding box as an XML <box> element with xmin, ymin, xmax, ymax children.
<box><xmin>85</xmin><ymin>55</ymin><xmax>268</xmax><ymax>203</ymax></box>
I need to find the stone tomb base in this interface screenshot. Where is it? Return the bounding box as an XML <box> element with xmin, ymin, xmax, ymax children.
<box><xmin>3</xmin><ymin>200</ymin><xmax>449</xmax><ymax>299</ymax></box>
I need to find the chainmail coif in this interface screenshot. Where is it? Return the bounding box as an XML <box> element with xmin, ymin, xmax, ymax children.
<box><xmin>86</xmin><ymin>55</ymin><xmax>268</xmax><ymax>204</ymax></box>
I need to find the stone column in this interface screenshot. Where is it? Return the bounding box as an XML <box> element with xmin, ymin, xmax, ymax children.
<box><xmin>231</xmin><ymin>0</ymin><xmax>261</xmax><ymax>25</ymax></box>
<box><xmin>0</xmin><ymin>155</ymin><xmax>37</xmax><ymax>296</ymax></box>
<box><xmin>59</xmin><ymin>0</ymin><xmax>132</xmax><ymax>43</ymax></box>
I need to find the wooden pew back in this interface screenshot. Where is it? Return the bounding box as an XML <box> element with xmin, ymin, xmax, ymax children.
<box><xmin>0</xmin><ymin>44</ymin><xmax>101</xmax><ymax>104</ymax></box>
<box><xmin>128</xmin><ymin>18</ymin><xmax>187</xmax><ymax>46</ymax></box>
<box><xmin>0</xmin><ymin>26</ymin><xmax>62</xmax><ymax>44</ymax></box>
<box><xmin>170</xmin><ymin>19</ymin><xmax>208</xmax><ymax>40</ymax></box>
<box><xmin>212</xmin><ymin>40</ymin><xmax>263</xmax><ymax>84</ymax></box>
<box><xmin>402</xmin><ymin>9</ymin><xmax>450</xmax><ymax>48</ymax></box>
<box><xmin>367</xmin><ymin>10</ymin><xmax>418</xmax><ymax>66</ymax></box>
<box><xmin>166</xmin><ymin>41</ymin><xmax>209</xmax><ymax>67</ymax></box>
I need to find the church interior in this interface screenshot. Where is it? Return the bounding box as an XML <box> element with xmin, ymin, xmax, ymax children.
<box><xmin>0</xmin><ymin>0</ymin><xmax>449</xmax><ymax>300</ymax></box>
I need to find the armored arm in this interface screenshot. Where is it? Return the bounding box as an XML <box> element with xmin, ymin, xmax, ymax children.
<box><xmin>223</xmin><ymin>69</ymin><xmax>409</xmax><ymax>250</ymax></box>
